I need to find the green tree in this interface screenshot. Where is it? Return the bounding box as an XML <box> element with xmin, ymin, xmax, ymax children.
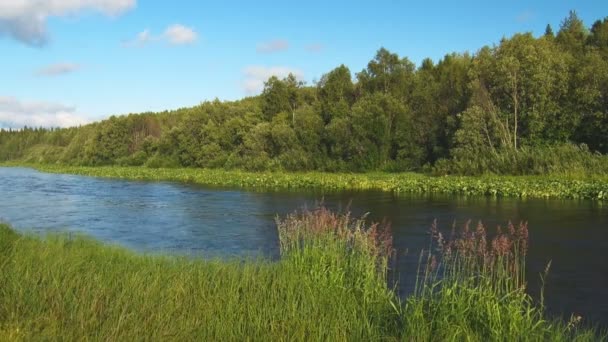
<box><xmin>572</xmin><ymin>50</ymin><xmax>608</xmax><ymax>152</ymax></box>
<box><xmin>544</xmin><ymin>24</ymin><xmax>555</xmax><ymax>38</ymax></box>
<box><xmin>470</xmin><ymin>34</ymin><xmax>569</xmax><ymax>149</ymax></box>
<box><xmin>84</xmin><ymin>117</ymin><xmax>131</xmax><ymax>165</ymax></box>
<box><xmin>432</xmin><ymin>53</ymin><xmax>472</xmax><ymax>156</ymax></box>
<box><xmin>261</xmin><ymin>74</ymin><xmax>303</xmax><ymax>124</ymax></box>
<box><xmin>262</xmin><ymin>76</ymin><xmax>290</xmax><ymax>121</ymax></box>
<box><xmin>357</xmin><ymin>48</ymin><xmax>416</xmax><ymax>101</ymax></box>
<box><xmin>317</xmin><ymin>65</ymin><xmax>355</xmax><ymax>124</ymax></box>
<box><xmin>556</xmin><ymin>10</ymin><xmax>588</xmax><ymax>55</ymax></box>
<box><xmin>588</xmin><ymin>17</ymin><xmax>608</xmax><ymax>58</ymax></box>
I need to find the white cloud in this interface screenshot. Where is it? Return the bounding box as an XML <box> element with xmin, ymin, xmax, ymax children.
<box><xmin>163</xmin><ymin>24</ymin><xmax>197</xmax><ymax>45</ymax></box>
<box><xmin>35</xmin><ymin>62</ymin><xmax>81</xmax><ymax>76</ymax></box>
<box><xmin>242</xmin><ymin>66</ymin><xmax>304</xmax><ymax>95</ymax></box>
<box><xmin>122</xmin><ymin>28</ymin><xmax>152</xmax><ymax>47</ymax></box>
<box><xmin>124</xmin><ymin>25</ymin><xmax>197</xmax><ymax>47</ymax></box>
<box><xmin>0</xmin><ymin>96</ymin><xmax>90</xmax><ymax>128</ymax></box>
<box><xmin>0</xmin><ymin>0</ymin><xmax>136</xmax><ymax>46</ymax></box>
<box><xmin>256</xmin><ymin>39</ymin><xmax>289</xmax><ymax>53</ymax></box>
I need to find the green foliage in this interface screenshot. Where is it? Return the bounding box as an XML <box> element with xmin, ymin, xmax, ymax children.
<box><xmin>357</xmin><ymin>47</ymin><xmax>416</xmax><ymax>100</ymax></box>
<box><xmin>262</xmin><ymin>74</ymin><xmax>303</xmax><ymax>122</ymax></box>
<box><xmin>317</xmin><ymin>64</ymin><xmax>355</xmax><ymax>123</ymax></box>
<box><xmin>589</xmin><ymin>17</ymin><xmax>608</xmax><ymax>58</ymax></box>
<box><xmin>545</xmin><ymin>24</ymin><xmax>555</xmax><ymax>38</ymax></box>
<box><xmin>556</xmin><ymin>10</ymin><xmax>589</xmax><ymax>55</ymax></box>
<box><xmin>572</xmin><ymin>50</ymin><xmax>608</xmax><ymax>153</ymax></box>
<box><xmin>470</xmin><ymin>33</ymin><xmax>570</xmax><ymax>148</ymax></box>
<box><xmin>436</xmin><ymin>143</ymin><xmax>608</xmax><ymax>177</ymax></box>
<box><xmin>1</xmin><ymin>12</ymin><xmax>608</xmax><ymax>174</ymax></box>
<box><xmin>0</xmin><ymin>211</ymin><xmax>604</xmax><ymax>340</ymax></box>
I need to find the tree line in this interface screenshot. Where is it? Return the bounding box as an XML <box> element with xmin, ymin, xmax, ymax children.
<box><xmin>2</xmin><ymin>11</ymin><xmax>607</xmax><ymax>174</ymax></box>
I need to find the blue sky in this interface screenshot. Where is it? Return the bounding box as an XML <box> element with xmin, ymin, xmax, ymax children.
<box><xmin>1</xmin><ymin>0</ymin><xmax>607</xmax><ymax>128</ymax></box>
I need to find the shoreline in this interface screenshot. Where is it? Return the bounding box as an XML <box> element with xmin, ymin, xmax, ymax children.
<box><xmin>2</xmin><ymin>163</ymin><xmax>608</xmax><ymax>200</ymax></box>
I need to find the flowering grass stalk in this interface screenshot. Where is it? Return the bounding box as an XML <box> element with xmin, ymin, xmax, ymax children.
<box><xmin>402</xmin><ymin>220</ymin><xmax>603</xmax><ymax>341</ymax></box>
<box><xmin>0</xmin><ymin>209</ymin><xmax>605</xmax><ymax>340</ymax></box>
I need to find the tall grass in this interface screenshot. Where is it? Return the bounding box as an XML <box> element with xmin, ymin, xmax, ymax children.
<box><xmin>0</xmin><ymin>210</ymin><xmax>399</xmax><ymax>340</ymax></box>
<box><xmin>402</xmin><ymin>220</ymin><xmax>602</xmax><ymax>341</ymax></box>
<box><xmin>0</xmin><ymin>209</ymin><xmax>605</xmax><ymax>340</ymax></box>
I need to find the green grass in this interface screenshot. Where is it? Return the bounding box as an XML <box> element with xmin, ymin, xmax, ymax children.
<box><xmin>4</xmin><ymin>163</ymin><xmax>608</xmax><ymax>200</ymax></box>
<box><xmin>0</xmin><ymin>209</ymin><xmax>605</xmax><ymax>341</ymax></box>
<box><xmin>0</xmin><ymin>211</ymin><xmax>399</xmax><ymax>341</ymax></box>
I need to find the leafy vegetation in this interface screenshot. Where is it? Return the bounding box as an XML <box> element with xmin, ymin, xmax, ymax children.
<box><xmin>1</xmin><ymin>209</ymin><xmax>604</xmax><ymax>340</ymax></box>
<box><xmin>434</xmin><ymin>143</ymin><xmax>608</xmax><ymax>176</ymax></box>
<box><xmin>1</xmin><ymin>11</ymin><xmax>608</xmax><ymax>175</ymax></box>
<box><xmin>10</xmin><ymin>164</ymin><xmax>608</xmax><ymax>200</ymax></box>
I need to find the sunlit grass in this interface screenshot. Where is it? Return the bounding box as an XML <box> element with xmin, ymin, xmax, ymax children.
<box><xmin>0</xmin><ymin>211</ymin><xmax>399</xmax><ymax>340</ymax></box>
<box><xmin>0</xmin><ymin>209</ymin><xmax>605</xmax><ymax>340</ymax></box>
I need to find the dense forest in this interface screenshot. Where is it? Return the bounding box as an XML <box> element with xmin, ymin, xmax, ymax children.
<box><xmin>2</xmin><ymin>11</ymin><xmax>608</xmax><ymax>175</ymax></box>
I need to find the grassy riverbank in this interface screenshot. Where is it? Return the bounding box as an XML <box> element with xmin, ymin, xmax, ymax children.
<box><xmin>0</xmin><ymin>209</ymin><xmax>604</xmax><ymax>340</ymax></box>
<box><xmin>5</xmin><ymin>163</ymin><xmax>608</xmax><ymax>200</ymax></box>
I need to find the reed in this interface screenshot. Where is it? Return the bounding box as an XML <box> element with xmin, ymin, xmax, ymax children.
<box><xmin>402</xmin><ymin>220</ymin><xmax>602</xmax><ymax>341</ymax></box>
<box><xmin>0</xmin><ymin>209</ymin><xmax>604</xmax><ymax>340</ymax></box>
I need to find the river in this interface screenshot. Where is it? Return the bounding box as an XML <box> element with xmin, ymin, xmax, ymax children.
<box><xmin>0</xmin><ymin>167</ymin><xmax>606</xmax><ymax>326</ymax></box>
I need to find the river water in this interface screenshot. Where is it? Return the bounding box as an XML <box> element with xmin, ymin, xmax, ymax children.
<box><xmin>0</xmin><ymin>167</ymin><xmax>606</xmax><ymax>326</ymax></box>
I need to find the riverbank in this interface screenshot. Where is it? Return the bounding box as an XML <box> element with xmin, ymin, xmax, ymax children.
<box><xmin>0</xmin><ymin>208</ymin><xmax>604</xmax><ymax>340</ymax></box>
<box><xmin>3</xmin><ymin>163</ymin><xmax>608</xmax><ymax>200</ymax></box>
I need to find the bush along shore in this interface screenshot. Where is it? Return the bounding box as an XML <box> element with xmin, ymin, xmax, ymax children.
<box><xmin>6</xmin><ymin>163</ymin><xmax>608</xmax><ymax>200</ymax></box>
<box><xmin>0</xmin><ymin>208</ymin><xmax>605</xmax><ymax>340</ymax></box>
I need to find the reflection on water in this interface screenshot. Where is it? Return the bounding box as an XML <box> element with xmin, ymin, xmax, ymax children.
<box><xmin>0</xmin><ymin>167</ymin><xmax>606</xmax><ymax>326</ymax></box>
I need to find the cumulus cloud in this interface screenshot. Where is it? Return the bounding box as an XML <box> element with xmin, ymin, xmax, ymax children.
<box><xmin>256</xmin><ymin>39</ymin><xmax>289</xmax><ymax>53</ymax></box>
<box><xmin>35</xmin><ymin>62</ymin><xmax>81</xmax><ymax>76</ymax></box>
<box><xmin>0</xmin><ymin>96</ymin><xmax>90</xmax><ymax>128</ymax></box>
<box><xmin>124</xmin><ymin>25</ymin><xmax>197</xmax><ymax>47</ymax></box>
<box><xmin>0</xmin><ymin>0</ymin><xmax>136</xmax><ymax>46</ymax></box>
<box><xmin>163</xmin><ymin>24</ymin><xmax>197</xmax><ymax>45</ymax></box>
<box><xmin>242</xmin><ymin>66</ymin><xmax>304</xmax><ymax>95</ymax></box>
<box><xmin>122</xmin><ymin>28</ymin><xmax>152</xmax><ymax>47</ymax></box>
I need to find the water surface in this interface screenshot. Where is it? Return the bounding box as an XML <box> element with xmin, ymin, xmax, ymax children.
<box><xmin>0</xmin><ymin>167</ymin><xmax>606</xmax><ymax>326</ymax></box>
